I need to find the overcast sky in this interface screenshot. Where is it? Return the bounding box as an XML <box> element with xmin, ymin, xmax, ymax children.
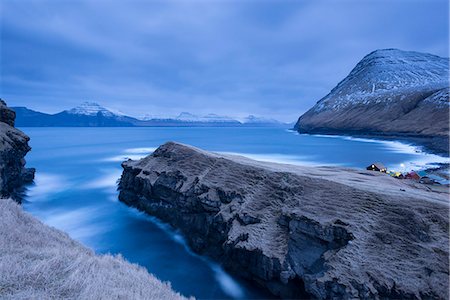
<box><xmin>1</xmin><ymin>0</ymin><xmax>448</xmax><ymax>121</ymax></box>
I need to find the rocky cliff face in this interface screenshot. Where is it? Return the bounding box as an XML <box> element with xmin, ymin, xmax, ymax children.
<box><xmin>119</xmin><ymin>142</ymin><xmax>449</xmax><ymax>299</ymax></box>
<box><xmin>0</xmin><ymin>100</ymin><xmax>35</xmax><ymax>199</ymax></box>
<box><xmin>295</xmin><ymin>49</ymin><xmax>449</xmax><ymax>154</ymax></box>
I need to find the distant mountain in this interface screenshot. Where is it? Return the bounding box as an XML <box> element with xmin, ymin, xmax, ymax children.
<box><xmin>242</xmin><ymin>115</ymin><xmax>283</xmax><ymax>125</ymax></box>
<box><xmin>174</xmin><ymin>112</ymin><xmax>239</xmax><ymax>123</ymax></box>
<box><xmin>13</xmin><ymin>103</ymin><xmax>288</xmax><ymax>127</ymax></box>
<box><xmin>66</xmin><ymin>102</ymin><xmax>122</xmax><ymax>117</ymax></box>
<box><xmin>295</xmin><ymin>49</ymin><xmax>449</xmax><ymax>154</ymax></box>
<box><xmin>14</xmin><ymin>102</ymin><xmax>139</xmax><ymax>127</ymax></box>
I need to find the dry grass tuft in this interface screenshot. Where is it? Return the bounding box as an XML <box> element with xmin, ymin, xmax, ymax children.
<box><xmin>0</xmin><ymin>198</ymin><xmax>189</xmax><ymax>300</ymax></box>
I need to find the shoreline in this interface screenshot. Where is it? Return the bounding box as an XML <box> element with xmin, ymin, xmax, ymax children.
<box><xmin>291</xmin><ymin>129</ymin><xmax>450</xmax><ymax>173</ymax></box>
<box><xmin>292</xmin><ymin>128</ymin><xmax>449</xmax><ymax>157</ymax></box>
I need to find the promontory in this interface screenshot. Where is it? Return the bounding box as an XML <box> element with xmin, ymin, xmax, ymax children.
<box><xmin>119</xmin><ymin>141</ymin><xmax>449</xmax><ymax>299</ymax></box>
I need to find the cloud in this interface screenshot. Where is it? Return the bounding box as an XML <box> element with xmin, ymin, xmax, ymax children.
<box><xmin>1</xmin><ymin>0</ymin><xmax>448</xmax><ymax>121</ymax></box>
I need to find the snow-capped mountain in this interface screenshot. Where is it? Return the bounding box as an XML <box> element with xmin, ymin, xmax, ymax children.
<box><xmin>13</xmin><ymin>102</ymin><xmax>138</xmax><ymax>127</ymax></box>
<box><xmin>295</xmin><ymin>48</ymin><xmax>449</xmax><ymax>154</ymax></box>
<box><xmin>66</xmin><ymin>102</ymin><xmax>122</xmax><ymax>117</ymax></box>
<box><xmin>13</xmin><ymin>102</ymin><xmax>289</xmax><ymax>127</ymax></box>
<box><xmin>174</xmin><ymin>112</ymin><xmax>239</xmax><ymax>123</ymax></box>
<box><xmin>242</xmin><ymin>115</ymin><xmax>281</xmax><ymax>124</ymax></box>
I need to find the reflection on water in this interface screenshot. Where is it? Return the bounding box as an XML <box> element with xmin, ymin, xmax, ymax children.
<box><xmin>20</xmin><ymin>127</ymin><xmax>448</xmax><ymax>299</ymax></box>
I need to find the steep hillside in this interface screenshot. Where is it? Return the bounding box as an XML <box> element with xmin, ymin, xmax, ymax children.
<box><xmin>295</xmin><ymin>49</ymin><xmax>449</xmax><ymax>154</ymax></box>
<box><xmin>0</xmin><ymin>198</ymin><xmax>187</xmax><ymax>300</ymax></box>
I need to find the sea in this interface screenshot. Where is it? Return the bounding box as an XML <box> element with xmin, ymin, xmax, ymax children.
<box><xmin>19</xmin><ymin>127</ymin><xmax>449</xmax><ymax>299</ymax></box>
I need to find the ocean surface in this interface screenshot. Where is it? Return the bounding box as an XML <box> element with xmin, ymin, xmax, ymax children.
<box><xmin>20</xmin><ymin>127</ymin><xmax>449</xmax><ymax>299</ymax></box>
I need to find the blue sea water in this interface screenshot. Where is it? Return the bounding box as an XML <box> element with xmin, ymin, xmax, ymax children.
<box><xmin>20</xmin><ymin>127</ymin><xmax>448</xmax><ymax>299</ymax></box>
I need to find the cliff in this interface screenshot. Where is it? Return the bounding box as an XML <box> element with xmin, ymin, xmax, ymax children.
<box><xmin>0</xmin><ymin>100</ymin><xmax>35</xmax><ymax>199</ymax></box>
<box><xmin>295</xmin><ymin>49</ymin><xmax>449</xmax><ymax>155</ymax></box>
<box><xmin>0</xmin><ymin>198</ymin><xmax>187</xmax><ymax>300</ymax></box>
<box><xmin>119</xmin><ymin>142</ymin><xmax>449</xmax><ymax>299</ymax></box>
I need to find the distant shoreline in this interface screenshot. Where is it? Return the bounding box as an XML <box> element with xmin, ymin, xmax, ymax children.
<box><xmin>290</xmin><ymin>130</ymin><xmax>450</xmax><ymax>176</ymax></box>
<box><xmin>292</xmin><ymin>128</ymin><xmax>449</xmax><ymax>157</ymax></box>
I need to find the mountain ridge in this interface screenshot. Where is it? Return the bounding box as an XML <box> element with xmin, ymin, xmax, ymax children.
<box><xmin>12</xmin><ymin>103</ymin><xmax>288</xmax><ymax>127</ymax></box>
<box><xmin>295</xmin><ymin>48</ymin><xmax>449</xmax><ymax>155</ymax></box>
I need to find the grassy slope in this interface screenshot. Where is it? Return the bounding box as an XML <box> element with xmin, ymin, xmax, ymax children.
<box><xmin>0</xmin><ymin>198</ymin><xmax>188</xmax><ymax>300</ymax></box>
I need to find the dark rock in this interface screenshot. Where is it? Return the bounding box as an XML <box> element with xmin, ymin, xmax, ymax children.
<box><xmin>236</xmin><ymin>213</ymin><xmax>261</xmax><ymax>225</ymax></box>
<box><xmin>119</xmin><ymin>142</ymin><xmax>449</xmax><ymax>299</ymax></box>
<box><xmin>0</xmin><ymin>100</ymin><xmax>35</xmax><ymax>200</ymax></box>
<box><xmin>0</xmin><ymin>100</ymin><xmax>16</xmax><ymax>127</ymax></box>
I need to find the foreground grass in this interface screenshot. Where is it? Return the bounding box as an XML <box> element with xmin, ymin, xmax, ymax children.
<box><xmin>0</xmin><ymin>198</ymin><xmax>188</xmax><ymax>300</ymax></box>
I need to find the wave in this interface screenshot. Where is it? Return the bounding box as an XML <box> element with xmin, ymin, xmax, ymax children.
<box><xmin>102</xmin><ymin>154</ymin><xmax>146</xmax><ymax>162</ymax></box>
<box><xmin>27</xmin><ymin>173</ymin><xmax>70</xmax><ymax>200</ymax></box>
<box><xmin>42</xmin><ymin>206</ymin><xmax>108</xmax><ymax>241</ymax></box>
<box><xmin>124</xmin><ymin>147</ymin><xmax>157</xmax><ymax>154</ymax></box>
<box><xmin>81</xmin><ymin>169</ymin><xmax>122</xmax><ymax>190</ymax></box>
<box><xmin>300</xmin><ymin>133</ymin><xmax>450</xmax><ymax>171</ymax></box>
<box><xmin>103</xmin><ymin>147</ymin><xmax>157</xmax><ymax>162</ymax></box>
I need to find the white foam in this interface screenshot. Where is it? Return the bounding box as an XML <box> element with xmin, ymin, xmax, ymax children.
<box><xmin>27</xmin><ymin>173</ymin><xmax>69</xmax><ymax>199</ymax></box>
<box><xmin>103</xmin><ymin>154</ymin><xmax>147</xmax><ymax>162</ymax></box>
<box><xmin>303</xmin><ymin>133</ymin><xmax>450</xmax><ymax>171</ymax></box>
<box><xmin>211</xmin><ymin>264</ymin><xmax>245</xmax><ymax>299</ymax></box>
<box><xmin>103</xmin><ymin>147</ymin><xmax>157</xmax><ymax>162</ymax></box>
<box><xmin>339</xmin><ymin>137</ymin><xmax>450</xmax><ymax>171</ymax></box>
<box><xmin>82</xmin><ymin>169</ymin><xmax>122</xmax><ymax>189</ymax></box>
<box><xmin>124</xmin><ymin>147</ymin><xmax>157</xmax><ymax>154</ymax></box>
<box><xmin>42</xmin><ymin>206</ymin><xmax>107</xmax><ymax>241</ymax></box>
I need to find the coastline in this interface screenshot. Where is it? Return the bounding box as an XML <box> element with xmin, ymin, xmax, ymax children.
<box><xmin>292</xmin><ymin>128</ymin><xmax>448</xmax><ymax>156</ymax></box>
<box><xmin>291</xmin><ymin>129</ymin><xmax>450</xmax><ymax>172</ymax></box>
<box><xmin>118</xmin><ymin>142</ymin><xmax>449</xmax><ymax>299</ymax></box>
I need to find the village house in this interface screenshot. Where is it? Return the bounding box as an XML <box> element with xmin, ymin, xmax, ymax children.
<box><xmin>366</xmin><ymin>162</ymin><xmax>387</xmax><ymax>173</ymax></box>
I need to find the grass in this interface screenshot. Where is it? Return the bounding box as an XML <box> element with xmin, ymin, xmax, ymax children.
<box><xmin>0</xmin><ymin>198</ymin><xmax>189</xmax><ymax>300</ymax></box>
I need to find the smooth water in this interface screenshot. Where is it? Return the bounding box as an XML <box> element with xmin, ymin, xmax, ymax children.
<box><xmin>20</xmin><ymin>127</ymin><xmax>449</xmax><ymax>299</ymax></box>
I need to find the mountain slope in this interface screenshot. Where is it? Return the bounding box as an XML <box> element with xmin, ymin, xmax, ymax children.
<box><xmin>14</xmin><ymin>103</ymin><xmax>139</xmax><ymax>127</ymax></box>
<box><xmin>295</xmin><ymin>49</ymin><xmax>449</xmax><ymax>154</ymax></box>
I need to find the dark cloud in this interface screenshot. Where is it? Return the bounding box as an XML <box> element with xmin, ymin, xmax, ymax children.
<box><xmin>1</xmin><ymin>0</ymin><xmax>448</xmax><ymax>121</ymax></box>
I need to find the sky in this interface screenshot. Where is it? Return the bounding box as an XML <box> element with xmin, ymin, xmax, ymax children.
<box><xmin>1</xmin><ymin>0</ymin><xmax>448</xmax><ymax>122</ymax></box>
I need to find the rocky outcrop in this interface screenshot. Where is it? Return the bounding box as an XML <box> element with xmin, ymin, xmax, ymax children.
<box><xmin>295</xmin><ymin>49</ymin><xmax>449</xmax><ymax>155</ymax></box>
<box><xmin>119</xmin><ymin>142</ymin><xmax>449</xmax><ymax>299</ymax></box>
<box><xmin>0</xmin><ymin>99</ymin><xmax>35</xmax><ymax>199</ymax></box>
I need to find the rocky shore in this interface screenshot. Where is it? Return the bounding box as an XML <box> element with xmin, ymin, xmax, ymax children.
<box><xmin>0</xmin><ymin>99</ymin><xmax>35</xmax><ymax>200</ymax></box>
<box><xmin>119</xmin><ymin>142</ymin><xmax>449</xmax><ymax>299</ymax></box>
